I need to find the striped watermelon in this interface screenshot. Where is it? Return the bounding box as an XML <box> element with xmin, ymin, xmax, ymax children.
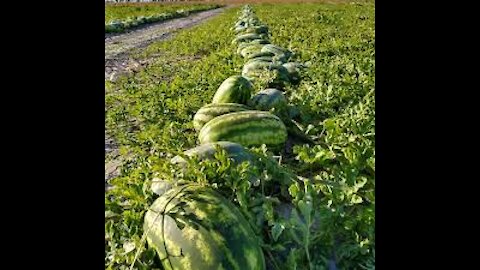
<box><xmin>261</xmin><ymin>44</ymin><xmax>292</xmax><ymax>56</ymax></box>
<box><xmin>247</xmin><ymin>89</ymin><xmax>289</xmax><ymax>121</ymax></box>
<box><xmin>137</xmin><ymin>16</ymin><xmax>148</xmax><ymax>24</ymax></box>
<box><xmin>247</xmin><ymin>51</ymin><xmax>286</xmax><ymax>64</ymax></box>
<box><xmin>240</xmin><ymin>44</ymin><xmax>266</xmax><ymax>58</ymax></box>
<box><xmin>193</xmin><ymin>103</ymin><xmax>251</xmax><ymax>132</ymax></box>
<box><xmin>154</xmin><ymin>141</ymin><xmax>252</xmax><ymax>197</ymax></box>
<box><xmin>235</xmin><ymin>25</ymin><xmax>269</xmax><ymax>35</ymax></box>
<box><xmin>123</xmin><ymin>18</ymin><xmax>136</xmax><ymax>28</ymax></box>
<box><xmin>235</xmin><ymin>21</ymin><xmax>246</xmax><ymax>27</ymax></box>
<box><xmin>247</xmin><ymin>51</ymin><xmax>275</xmax><ymax>60</ymax></box>
<box><xmin>261</xmin><ymin>44</ymin><xmax>292</xmax><ymax>62</ymax></box>
<box><xmin>144</xmin><ymin>184</ymin><xmax>266</xmax><ymax>270</ymax></box>
<box><xmin>106</xmin><ymin>21</ymin><xmax>124</xmax><ymax>33</ymax></box>
<box><xmin>237</xmin><ymin>39</ymin><xmax>271</xmax><ymax>54</ymax></box>
<box><xmin>171</xmin><ymin>141</ymin><xmax>253</xmax><ymax>166</ymax></box>
<box><xmin>198</xmin><ymin>111</ymin><xmax>288</xmax><ymax>146</ymax></box>
<box><xmin>212</xmin><ymin>76</ymin><xmax>254</xmax><ymax>104</ymax></box>
<box><xmin>234</xmin><ymin>33</ymin><xmax>268</xmax><ymax>45</ymax></box>
<box><xmin>145</xmin><ymin>15</ymin><xmax>155</xmax><ymax>23</ymax></box>
<box><xmin>250</xmin><ymin>56</ymin><xmax>276</xmax><ymax>64</ymax></box>
<box><xmin>242</xmin><ymin>60</ymin><xmax>290</xmax><ymax>86</ymax></box>
<box><xmin>248</xmin><ymin>56</ymin><xmax>275</xmax><ymax>63</ymax></box>
<box><xmin>282</xmin><ymin>62</ymin><xmax>303</xmax><ymax>84</ymax></box>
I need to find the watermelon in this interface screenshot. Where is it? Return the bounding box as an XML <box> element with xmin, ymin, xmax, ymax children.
<box><xmin>237</xmin><ymin>40</ymin><xmax>270</xmax><ymax>55</ymax></box>
<box><xmin>235</xmin><ymin>21</ymin><xmax>246</xmax><ymax>28</ymax></box>
<box><xmin>105</xmin><ymin>24</ymin><xmax>114</xmax><ymax>32</ymax></box>
<box><xmin>212</xmin><ymin>76</ymin><xmax>254</xmax><ymax>104</ymax></box>
<box><xmin>233</xmin><ymin>26</ymin><xmax>247</xmax><ymax>33</ymax></box>
<box><xmin>247</xmin><ymin>52</ymin><xmax>286</xmax><ymax>64</ymax></box>
<box><xmin>138</xmin><ymin>16</ymin><xmax>148</xmax><ymax>24</ymax></box>
<box><xmin>145</xmin><ymin>16</ymin><xmax>155</xmax><ymax>23</ymax></box>
<box><xmin>247</xmin><ymin>51</ymin><xmax>275</xmax><ymax>60</ymax></box>
<box><xmin>234</xmin><ymin>21</ymin><xmax>265</xmax><ymax>31</ymax></box>
<box><xmin>153</xmin><ymin>141</ymin><xmax>254</xmax><ymax>195</ymax></box>
<box><xmin>198</xmin><ymin>111</ymin><xmax>288</xmax><ymax>146</ymax></box>
<box><xmin>240</xmin><ymin>44</ymin><xmax>265</xmax><ymax>58</ymax></box>
<box><xmin>242</xmin><ymin>60</ymin><xmax>290</xmax><ymax>86</ymax></box>
<box><xmin>261</xmin><ymin>44</ymin><xmax>291</xmax><ymax>55</ymax></box>
<box><xmin>249</xmin><ymin>56</ymin><xmax>276</xmax><ymax>63</ymax></box>
<box><xmin>171</xmin><ymin>141</ymin><xmax>253</xmax><ymax>166</ymax></box>
<box><xmin>106</xmin><ymin>20</ymin><xmax>124</xmax><ymax>33</ymax></box>
<box><xmin>247</xmin><ymin>89</ymin><xmax>289</xmax><ymax>121</ymax></box>
<box><xmin>234</xmin><ymin>26</ymin><xmax>245</xmax><ymax>33</ymax></box>
<box><xmin>235</xmin><ymin>25</ymin><xmax>269</xmax><ymax>35</ymax></box>
<box><xmin>261</xmin><ymin>44</ymin><xmax>292</xmax><ymax>62</ymax></box>
<box><xmin>144</xmin><ymin>184</ymin><xmax>266</xmax><ymax>270</ymax></box>
<box><xmin>123</xmin><ymin>19</ymin><xmax>134</xmax><ymax>28</ymax></box>
<box><xmin>193</xmin><ymin>103</ymin><xmax>251</xmax><ymax>132</ymax></box>
<box><xmin>234</xmin><ymin>33</ymin><xmax>266</xmax><ymax>45</ymax></box>
<box><xmin>156</xmin><ymin>13</ymin><xmax>169</xmax><ymax>20</ymax></box>
<box><xmin>282</xmin><ymin>62</ymin><xmax>303</xmax><ymax>84</ymax></box>
<box><xmin>176</xmin><ymin>9</ymin><xmax>189</xmax><ymax>16</ymax></box>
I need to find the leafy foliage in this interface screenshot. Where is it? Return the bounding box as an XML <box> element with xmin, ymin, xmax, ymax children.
<box><xmin>105</xmin><ymin>2</ymin><xmax>374</xmax><ymax>269</ymax></box>
<box><xmin>105</xmin><ymin>2</ymin><xmax>221</xmax><ymax>24</ymax></box>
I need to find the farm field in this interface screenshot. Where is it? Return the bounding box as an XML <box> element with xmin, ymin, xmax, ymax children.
<box><xmin>105</xmin><ymin>1</ymin><xmax>375</xmax><ymax>270</ymax></box>
<box><xmin>105</xmin><ymin>2</ymin><xmax>222</xmax><ymax>33</ymax></box>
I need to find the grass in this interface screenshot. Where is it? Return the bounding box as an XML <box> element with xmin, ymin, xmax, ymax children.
<box><xmin>105</xmin><ymin>2</ymin><xmax>222</xmax><ymax>26</ymax></box>
<box><xmin>105</xmin><ymin>1</ymin><xmax>374</xmax><ymax>269</ymax></box>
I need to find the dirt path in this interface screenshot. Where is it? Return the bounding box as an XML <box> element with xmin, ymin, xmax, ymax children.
<box><xmin>105</xmin><ymin>7</ymin><xmax>229</xmax><ymax>188</ymax></box>
<box><xmin>105</xmin><ymin>7</ymin><xmax>227</xmax><ymax>81</ymax></box>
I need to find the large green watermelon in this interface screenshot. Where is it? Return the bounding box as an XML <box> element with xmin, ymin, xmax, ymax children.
<box><xmin>198</xmin><ymin>111</ymin><xmax>288</xmax><ymax>146</ymax></box>
<box><xmin>193</xmin><ymin>103</ymin><xmax>251</xmax><ymax>132</ymax></box>
<box><xmin>237</xmin><ymin>39</ymin><xmax>271</xmax><ymax>55</ymax></box>
<box><xmin>242</xmin><ymin>60</ymin><xmax>290</xmax><ymax>87</ymax></box>
<box><xmin>106</xmin><ymin>20</ymin><xmax>124</xmax><ymax>33</ymax></box>
<box><xmin>247</xmin><ymin>51</ymin><xmax>275</xmax><ymax>60</ymax></box>
<box><xmin>122</xmin><ymin>18</ymin><xmax>136</xmax><ymax>28</ymax></box>
<box><xmin>212</xmin><ymin>76</ymin><xmax>254</xmax><ymax>104</ymax></box>
<box><xmin>235</xmin><ymin>25</ymin><xmax>269</xmax><ymax>35</ymax></box>
<box><xmin>144</xmin><ymin>184</ymin><xmax>266</xmax><ymax>270</ymax></box>
<box><xmin>282</xmin><ymin>62</ymin><xmax>304</xmax><ymax>84</ymax></box>
<box><xmin>260</xmin><ymin>44</ymin><xmax>292</xmax><ymax>63</ymax></box>
<box><xmin>171</xmin><ymin>141</ymin><xmax>253</xmax><ymax>167</ymax></box>
<box><xmin>248</xmin><ymin>88</ymin><xmax>290</xmax><ymax>121</ymax></box>
<box><xmin>137</xmin><ymin>16</ymin><xmax>148</xmax><ymax>24</ymax></box>
<box><xmin>153</xmin><ymin>141</ymin><xmax>252</xmax><ymax>196</ymax></box>
<box><xmin>240</xmin><ymin>44</ymin><xmax>266</xmax><ymax>58</ymax></box>
<box><xmin>234</xmin><ymin>33</ymin><xmax>267</xmax><ymax>45</ymax></box>
<box><xmin>261</xmin><ymin>44</ymin><xmax>292</xmax><ymax>58</ymax></box>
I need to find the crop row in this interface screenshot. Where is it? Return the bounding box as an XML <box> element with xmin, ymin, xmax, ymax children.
<box><xmin>105</xmin><ymin>3</ymin><xmax>375</xmax><ymax>269</ymax></box>
<box><xmin>141</xmin><ymin>5</ymin><xmax>306</xmax><ymax>270</ymax></box>
<box><xmin>105</xmin><ymin>3</ymin><xmax>222</xmax><ymax>33</ymax></box>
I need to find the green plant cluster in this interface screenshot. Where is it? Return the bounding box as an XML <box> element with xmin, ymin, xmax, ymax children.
<box><xmin>105</xmin><ymin>3</ymin><xmax>222</xmax><ymax>33</ymax></box>
<box><xmin>105</xmin><ymin>2</ymin><xmax>374</xmax><ymax>269</ymax></box>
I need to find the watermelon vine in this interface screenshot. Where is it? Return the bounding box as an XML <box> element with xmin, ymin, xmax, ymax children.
<box><xmin>105</xmin><ymin>2</ymin><xmax>375</xmax><ymax>269</ymax></box>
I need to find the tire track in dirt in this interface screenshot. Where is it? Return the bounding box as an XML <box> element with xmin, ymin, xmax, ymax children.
<box><xmin>105</xmin><ymin>7</ymin><xmax>230</xmax><ymax>188</ymax></box>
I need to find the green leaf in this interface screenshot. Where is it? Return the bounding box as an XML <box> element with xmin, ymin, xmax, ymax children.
<box><xmin>105</xmin><ymin>210</ymin><xmax>119</xmax><ymax>219</ymax></box>
<box><xmin>123</xmin><ymin>241</ymin><xmax>136</xmax><ymax>254</ymax></box>
<box><xmin>298</xmin><ymin>199</ymin><xmax>313</xmax><ymax>223</ymax></box>
<box><xmin>351</xmin><ymin>194</ymin><xmax>363</xmax><ymax>204</ymax></box>
<box><xmin>288</xmin><ymin>183</ymin><xmax>300</xmax><ymax>199</ymax></box>
<box><xmin>272</xmin><ymin>222</ymin><xmax>285</xmax><ymax>242</ymax></box>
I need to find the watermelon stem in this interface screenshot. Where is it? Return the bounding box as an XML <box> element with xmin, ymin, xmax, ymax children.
<box><xmin>286</xmin><ymin>121</ymin><xmax>315</xmax><ymax>145</ymax></box>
